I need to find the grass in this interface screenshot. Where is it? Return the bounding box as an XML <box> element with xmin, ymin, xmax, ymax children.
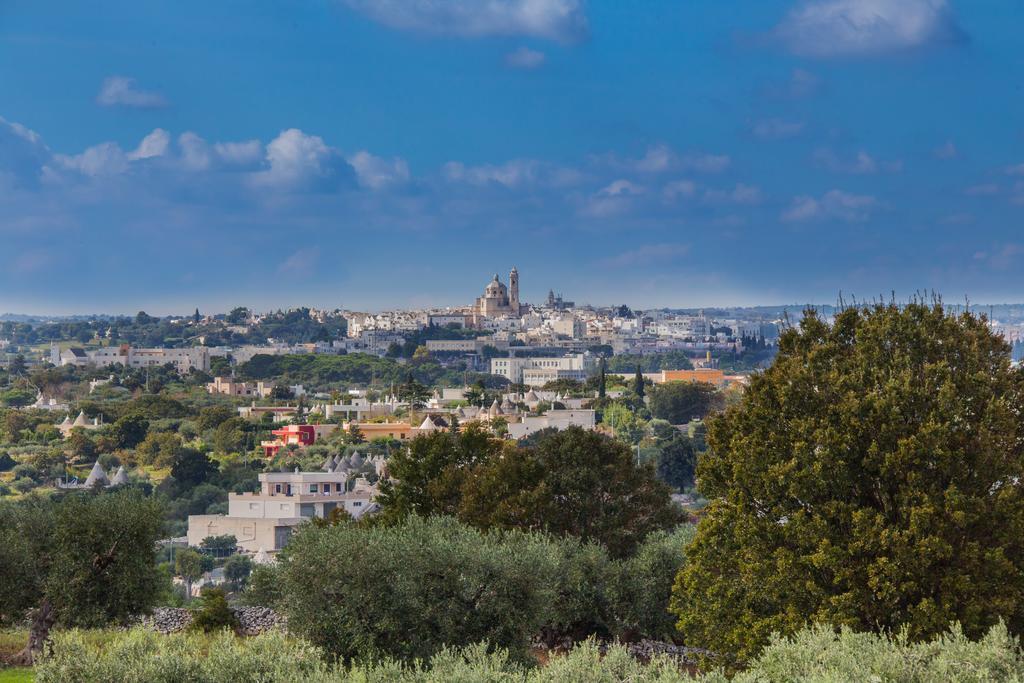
<box><xmin>0</xmin><ymin>668</ymin><xmax>33</xmax><ymax>682</ymax></box>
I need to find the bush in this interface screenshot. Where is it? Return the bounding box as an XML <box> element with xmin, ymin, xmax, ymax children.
<box><xmin>35</xmin><ymin>622</ymin><xmax>1024</xmax><ymax>682</ymax></box>
<box><xmin>0</xmin><ymin>452</ymin><xmax>16</xmax><ymax>471</ymax></box>
<box><xmin>241</xmin><ymin>564</ymin><xmax>282</xmax><ymax>608</ymax></box>
<box><xmin>278</xmin><ymin>516</ymin><xmax>558</xmax><ymax>663</ymax></box>
<box><xmin>609</xmin><ymin>525</ymin><xmax>694</xmax><ymax>642</ymax></box>
<box><xmin>10</xmin><ymin>463</ymin><xmax>40</xmax><ymax>482</ymax></box>
<box><xmin>190</xmin><ymin>588</ymin><xmax>239</xmax><ymax>634</ymax></box>
<box><xmin>11</xmin><ymin>477</ymin><xmax>36</xmax><ymax>493</ymax></box>
<box><xmin>36</xmin><ymin>629</ymin><xmax>329</xmax><ymax>682</ymax></box>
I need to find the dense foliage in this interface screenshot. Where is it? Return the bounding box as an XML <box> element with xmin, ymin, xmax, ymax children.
<box><xmin>673</xmin><ymin>302</ymin><xmax>1024</xmax><ymax>664</ymax></box>
<box><xmin>36</xmin><ymin>621</ymin><xmax>1024</xmax><ymax>682</ymax></box>
<box><xmin>272</xmin><ymin>515</ymin><xmax>693</xmax><ymax>662</ymax></box>
<box><xmin>648</xmin><ymin>381</ymin><xmax>722</xmax><ymax>425</ymax></box>
<box><xmin>380</xmin><ymin>426</ymin><xmax>682</xmax><ymax>557</ymax></box>
<box><xmin>278</xmin><ymin>516</ymin><xmax>557</xmax><ymax>663</ymax></box>
<box><xmin>0</xmin><ymin>489</ymin><xmax>165</xmax><ymax>662</ymax></box>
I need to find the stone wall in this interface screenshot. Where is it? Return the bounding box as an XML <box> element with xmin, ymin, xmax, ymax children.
<box><xmin>138</xmin><ymin>606</ymin><xmax>285</xmax><ymax>635</ymax></box>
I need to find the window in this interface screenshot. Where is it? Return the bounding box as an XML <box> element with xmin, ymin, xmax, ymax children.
<box><xmin>309</xmin><ymin>484</ymin><xmax>317</xmax><ymax>493</ymax></box>
<box><xmin>352</xmin><ymin>501</ymin><xmax>363</xmax><ymax>507</ymax></box>
<box><xmin>275</xmin><ymin>484</ymin><xmax>282</xmax><ymax>494</ymax></box>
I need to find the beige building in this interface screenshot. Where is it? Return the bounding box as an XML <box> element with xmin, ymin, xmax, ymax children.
<box><xmin>207</xmin><ymin>377</ymin><xmax>276</xmax><ymax>398</ymax></box>
<box><xmin>475</xmin><ymin>268</ymin><xmax>521</xmax><ymax>319</ymax></box>
<box><xmin>506</xmin><ymin>409</ymin><xmax>597</xmax><ymax>440</ymax></box>
<box><xmin>490</xmin><ymin>353</ymin><xmax>596</xmax><ymax>386</ymax></box>
<box><xmin>187</xmin><ymin>470</ymin><xmax>377</xmax><ymax>553</ymax></box>
<box><xmin>56</xmin><ymin>344</ymin><xmax>210</xmax><ymax>374</ymax></box>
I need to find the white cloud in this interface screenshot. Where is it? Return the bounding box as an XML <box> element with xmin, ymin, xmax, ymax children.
<box><xmin>598</xmin><ymin>179</ymin><xmax>645</xmax><ymax>197</ymax></box>
<box><xmin>704</xmin><ymin>183</ymin><xmax>764</xmax><ymax>205</ymax></box>
<box><xmin>178</xmin><ymin>133</ymin><xmax>213</xmax><ymax>171</ymax></box>
<box><xmin>56</xmin><ymin>143</ymin><xmax>129</xmax><ymax>177</ymax></box>
<box><xmin>933</xmin><ymin>141</ymin><xmax>958</xmax><ymax>159</ymax></box>
<box><xmin>602</xmin><ymin>243</ymin><xmax>690</xmax><ymax>268</ymax></box>
<box><xmin>752</xmin><ymin>119</ymin><xmax>805</xmax><ymax>140</ymax></box>
<box><xmin>95</xmin><ymin>76</ymin><xmax>168</xmax><ymax>109</ymax></box>
<box><xmin>443</xmin><ymin>159</ymin><xmax>546</xmax><ymax>188</ymax></box>
<box><xmin>632</xmin><ymin>145</ymin><xmax>673</xmax><ymax>173</ymax></box>
<box><xmin>505</xmin><ymin>46</ymin><xmax>546</xmax><ymax>69</ymax></box>
<box><xmin>1005</xmin><ymin>163</ymin><xmax>1024</xmax><ymax>176</ymax></box>
<box><xmin>127</xmin><ymin>129</ymin><xmax>170</xmax><ymax>161</ymax></box>
<box><xmin>214</xmin><ymin>140</ymin><xmax>263</xmax><ymax>166</ymax></box>
<box><xmin>581</xmin><ymin>180</ymin><xmax>645</xmax><ymax>218</ymax></box>
<box><xmin>774</xmin><ymin>0</ymin><xmax>965</xmax><ymax>58</ymax></box>
<box><xmin>679</xmin><ymin>153</ymin><xmax>731</xmax><ymax>174</ymax></box>
<box><xmin>663</xmin><ymin>179</ymin><xmax>697</xmax><ymax>201</ymax></box>
<box><xmin>964</xmin><ymin>184</ymin><xmax>999</xmax><ymax>196</ymax></box>
<box><xmin>277</xmin><ymin>248</ymin><xmax>320</xmax><ymax>276</ymax></box>
<box><xmin>782</xmin><ymin>189</ymin><xmax>877</xmax><ymax>223</ymax></box>
<box><xmin>1012</xmin><ymin>181</ymin><xmax>1024</xmax><ymax>206</ymax></box>
<box><xmin>595</xmin><ymin>146</ymin><xmax>729</xmax><ymax>175</ymax></box>
<box><xmin>348</xmin><ymin>150</ymin><xmax>410</xmax><ymax>189</ymax></box>
<box><xmin>252</xmin><ymin>129</ymin><xmax>352</xmax><ymax>190</ymax></box>
<box><xmin>814</xmin><ymin>148</ymin><xmax>901</xmax><ymax>174</ymax></box>
<box><xmin>788</xmin><ymin>68</ymin><xmax>821</xmax><ymax>97</ymax></box>
<box><xmin>0</xmin><ymin>116</ymin><xmax>50</xmax><ymax>185</ymax></box>
<box><xmin>340</xmin><ymin>0</ymin><xmax>587</xmax><ymax>41</ymax></box>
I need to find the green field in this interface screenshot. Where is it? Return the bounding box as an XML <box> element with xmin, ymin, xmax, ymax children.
<box><xmin>0</xmin><ymin>668</ymin><xmax>32</xmax><ymax>682</ymax></box>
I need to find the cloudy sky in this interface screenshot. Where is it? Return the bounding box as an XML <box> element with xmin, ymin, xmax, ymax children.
<box><xmin>2</xmin><ymin>0</ymin><xmax>1023</xmax><ymax>314</ymax></box>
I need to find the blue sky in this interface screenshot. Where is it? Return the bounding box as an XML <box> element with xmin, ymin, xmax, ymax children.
<box><xmin>2</xmin><ymin>0</ymin><xmax>1024</xmax><ymax>314</ymax></box>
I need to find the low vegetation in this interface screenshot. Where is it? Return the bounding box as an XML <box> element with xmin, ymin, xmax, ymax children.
<box><xmin>33</xmin><ymin>622</ymin><xmax>1024</xmax><ymax>682</ymax></box>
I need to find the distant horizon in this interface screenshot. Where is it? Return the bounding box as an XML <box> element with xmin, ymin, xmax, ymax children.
<box><xmin>5</xmin><ymin>296</ymin><xmax>1024</xmax><ymax>321</ymax></box>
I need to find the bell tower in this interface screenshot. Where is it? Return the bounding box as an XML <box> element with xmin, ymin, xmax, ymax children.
<box><xmin>509</xmin><ymin>266</ymin><xmax>520</xmax><ymax>314</ymax></box>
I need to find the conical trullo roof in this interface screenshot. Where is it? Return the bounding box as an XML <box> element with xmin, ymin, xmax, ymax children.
<box><xmin>350</xmin><ymin>451</ymin><xmax>364</xmax><ymax>467</ymax></box>
<box><xmin>59</xmin><ymin>415</ymin><xmax>73</xmax><ymax>428</ymax></box>
<box><xmin>322</xmin><ymin>455</ymin><xmax>335</xmax><ymax>472</ymax></box>
<box><xmin>84</xmin><ymin>461</ymin><xmax>109</xmax><ymax>488</ymax></box>
<box><xmin>419</xmin><ymin>416</ymin><xmax>438</xmax><ymax>431</ymax></box>
<box><xmin>110</xmin><ymin>466</ymin><xmax>129</xmax><ymax>486</ymax></box>
<box><xmin>73</xmin><ymin>410</ymin><xmax>89</xmax><ymax>427</ymax></box>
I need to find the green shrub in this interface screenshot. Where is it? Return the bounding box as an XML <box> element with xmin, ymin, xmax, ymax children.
<box><xmin>241</xmin><ymin>564</ymin><xmax>282</xmax><ymax>608</ymax></box>
<box><xmin>278</xmin><ymin>515</ymin><xmax>558</xmax><ymax>663</ymax></box>
<box><xmin>190</xmin><ymin>588</ymin><xmax>239</xmax><ymax>634</ymax></box>
<box><xmin>608</xmin><ymin>525</ymin><xmax>694</xmax><ymax>642</ymax></box>
<box><xmin>35</xmin><ymin>622</ymin><xmax>1024</xmax><ymax>682</ymax></box>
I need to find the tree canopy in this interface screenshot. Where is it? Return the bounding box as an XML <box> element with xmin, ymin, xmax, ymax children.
<box><xmin>0</xmin><ymin>489</ymin><xmax>164</xmax><ymax>662</ymax></box>
<box><xmin>672</xmin><ymin>302</ymin><xmax>1024</xmax><ymax>664</ymax></box>
<box><xmin>380</xmin><ymin>426</ymin><xmax>682</xmax><ymax>558</ymax></box>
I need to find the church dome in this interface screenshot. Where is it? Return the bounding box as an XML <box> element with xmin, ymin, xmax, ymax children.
<box><xmin>485</xmin><ymin>275</ymin><xmax>507</xmax><ymax>297</ymax></box>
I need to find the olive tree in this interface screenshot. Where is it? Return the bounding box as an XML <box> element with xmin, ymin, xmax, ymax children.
<box><xmin>0</xmin><ymin>489</ymin><xmax>164</xmax><ymax>663</ymax></box>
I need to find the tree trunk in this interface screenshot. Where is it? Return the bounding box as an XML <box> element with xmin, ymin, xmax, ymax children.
<box><xmin>13</xmin><ymin>598</ymin><xmax>55</xmax><ymax>665</ymax></box>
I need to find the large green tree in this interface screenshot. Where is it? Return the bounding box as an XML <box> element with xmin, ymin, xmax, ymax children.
<box><xmin>459</xmin><ymin>427</ymin><xmax>682</xmax><ymax>557</ymax></box>
<box><xmin>671</xmin><ymin>302</ymin><xmax>1024</xmax><ymax>665</ymax></box>
<box><xmin>0</xmin><ymin>489</ymin><xmax>164</xmax><ymax>663</ymax></box>
<box><xmin>649</xmin><ymin>381</ymin><xmax>721</xmax><ymax>425</ymax></box>
<box><xmin>376</xmin><ymin>424</ymin><xmax>503</xmax><ymax>522</ymax></box>
<box><xmin>278</xmin><ymin>516</ymin><xmax>557</xmax><ymax>663</ymax></box>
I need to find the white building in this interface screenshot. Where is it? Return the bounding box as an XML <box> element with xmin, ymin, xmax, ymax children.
<box><xmin>490</xmin><ymin>353</ymin><xmax>596</xmax><ymax>386</ymax></box>
<box><xmin>187</xmin><ymin>469</ymin><xmax>377</xmax><ymax>553</ymax></box>
<box><xmin>506</xmin><ymin>409</ymin><xmax>597</xmax><ymax>440</ymax></box>
<box><xmin>55</xmin><ymin>345</ymin><xmax>210</xmax><ymax>374</ymax></box>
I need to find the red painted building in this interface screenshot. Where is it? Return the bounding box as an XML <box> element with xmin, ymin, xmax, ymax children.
<box><xmin>261</xmin><ymin>424</ymin><xmax>337</xmax><ymax>457</ymax></box>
